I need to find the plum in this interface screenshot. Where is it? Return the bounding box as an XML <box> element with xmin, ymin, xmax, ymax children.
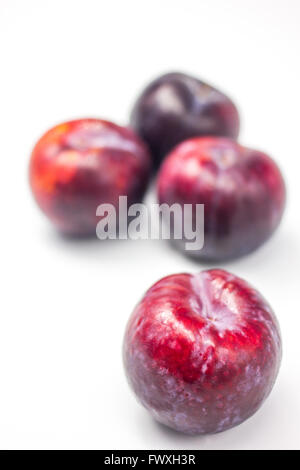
<box><xmin>123</xmin><ymin>269</ymin><xmax>282</xmax><ymax>434</ymax></box>
<box><xmin>157</xmin><ymin>137</ymin><xmax>286</xmax><ymax>260</ymax></box>
<box><xmin>29</xmin><ymin>118</ymin><xmax>151</xmax><ymax>235</ymax></box>
<box><xmin>130</xmin><ymin>72</ymin><xmax>240</xmax><ymax>167</ymax></box>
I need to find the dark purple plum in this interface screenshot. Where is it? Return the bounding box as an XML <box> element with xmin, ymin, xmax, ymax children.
<box><xmin>130</xmin><ymin>72</ymin><xmax>240</xmax><ymax>167</ymax></box>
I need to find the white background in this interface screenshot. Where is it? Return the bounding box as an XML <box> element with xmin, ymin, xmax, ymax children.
<box><xmin>0</xmin><ymin>0</ymin><xmax>299</xmax><ymax>450</ymax></box>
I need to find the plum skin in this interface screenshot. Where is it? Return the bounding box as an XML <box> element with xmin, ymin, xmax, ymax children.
<box><xmin>157</xmin><ymin>137</ymin><xmax>286</xmax><ymax>261</ymax></box>
<box><xmin>130</xmin><ymin>72</ymin><xmax>240</xmax><ymax>167</ymax></box>
<box><xmin>123</xmin><ymin>269</ymin><xmax>282</xmax><ymax>435</ymax></box>
<box><xmin>29</xmin><ymin>118</ymin><xmax>151</xmax><ymax>235</ymax></box>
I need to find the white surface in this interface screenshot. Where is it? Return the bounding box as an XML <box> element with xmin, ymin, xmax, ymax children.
<box><xmin>0</xmin><ymin>0</ymin><xmax>299</xmax><ymax>450</ymax></box>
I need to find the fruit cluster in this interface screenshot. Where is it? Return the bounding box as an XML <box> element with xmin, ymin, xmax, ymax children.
<box><xmin>29</xmin><ymin>72</ymin><xmax>284</xmax><ymax>435</ymax></box>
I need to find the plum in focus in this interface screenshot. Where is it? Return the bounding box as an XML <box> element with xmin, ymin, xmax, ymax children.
<box><xmin>130</xmin><ymin>72</ymin><xmax>240</xmax><ymax>167</ymax></box>
<box><xmin>29</xmin><ymin>119</ymin><xmax>151</xmax><ymax>235</ymax></box>
<box><xmin>123</xmin><ymin>269</ymin><xmax>282</xmax><ymax>434</ymax></box>
<box><xmin>157</xmin><ymin>137</ymin><xmax>286</xmax><ymax>260</ymax></box>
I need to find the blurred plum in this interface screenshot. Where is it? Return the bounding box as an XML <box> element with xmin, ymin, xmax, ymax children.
<box><xmin>130</xmin><ymin>72</ymin><xmax>240</xmax><ymax>167</ymax></box>
<box><xmin>157</xmin><ymin>137</ymin><xmax>285</xmax><ymax>260</ymax></box>
<box><xmin>29</xmin><ymin>119</ymin><xmax>151</xmax><ymax>235</ymax></box>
